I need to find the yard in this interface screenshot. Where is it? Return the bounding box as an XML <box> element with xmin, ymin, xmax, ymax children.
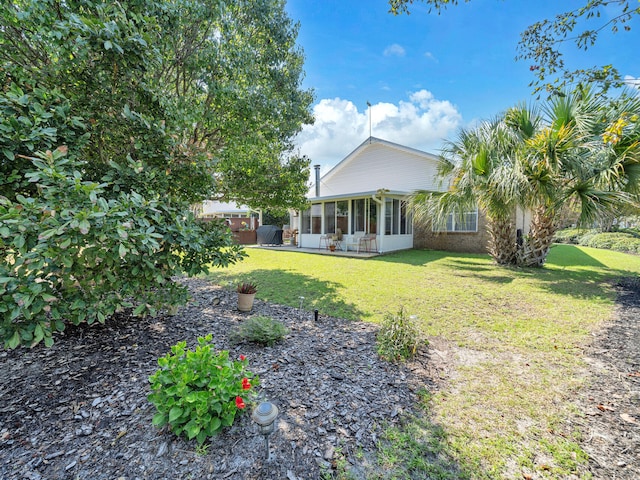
<box><xmin>205</xmin><ymin>245</ymin><xmax>640</xmax><ymax>479</ymax></box>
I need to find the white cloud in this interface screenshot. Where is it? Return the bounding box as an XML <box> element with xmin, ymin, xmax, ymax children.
<box><xmin>424</xmin><ymin>51</ymin><xmax>437</xmax><ymax>62</ymax></box>
<box><xmin>624</xmin><ymin>75</ymin><xmax>640</xmax><ymax>90</ymax></box>
<box><xmin>383</xmin><ymin>43</ymin><xmax>406</xmax><ymax>57</ymax></box>
<box><xmin>293</xmin><ymin>90</ymin><xmax>462</xmax><ymax>172</ymax></box>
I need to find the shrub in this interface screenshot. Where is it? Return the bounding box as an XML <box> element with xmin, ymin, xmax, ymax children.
<box><xmin>582</xmin><ymin>232</ymin><xmax>640</xmax><ymax>254</ymax></box>
<box><xmin>230</xmin><ymin>315</ymin><xmax>289</xmax><ymax>346</ymax></box>
<box><xmin>148</xmin><ymin>334</ymin><xmax>258</xmax><ymax>445</ymax></box>
<box><xmin>554</xmin><ymin>228</ymin><xmax>640</xmax><ymax>254</ymax></box>
<box><xmin>376</xmin><ymin>307</ymin><xmax>427</xmax><ymax>363</ymax></box>
<box><xmin>553</xmin><ymin>228</ymin><xmax>597</xmax><ymax>245</ymax></box>
<box><xmin>0</xmin><ymin>149</ymin><xmax>245</xmax><ymax>349</ymax></box>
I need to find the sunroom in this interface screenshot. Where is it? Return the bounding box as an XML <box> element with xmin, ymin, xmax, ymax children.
<box><xmin>296</xmin><ymin>191</ymin><xmax>414</xmax><ymax>253</ymax></box>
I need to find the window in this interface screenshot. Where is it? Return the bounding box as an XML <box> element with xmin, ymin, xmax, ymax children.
<box><xmin>324</xmin><ymin>202</ymin><xmax>336</xmax><ymax>234</ymax></box>
<box><xmin>434</xmin><ymin>210</ymin><xmax>478</xmax><ymax>232</ymax></box>
<box><xmin>351</xmin><ymin>198</ymin><xmax>377</xmax><ymax>234</ymax></box>
<box><xmin>336</xmin><ymin>201</ymin><xmax>348</xmax><ymax>235</ymax></box>
<box><xmin>369</xmin><ymin>200</ymin><xmax>378</xmax><ymax>234</ymax></box>
<box><xmin>311</xmin><ymin>203</ymin><xmax>322</xmax><ymax>234</ymax></box>
<box><xmin>352</xmin><ymin>199</ymin><xmax>366</xmax><ymax>232</ymax></box>
<box><xmin>301</xmin><ymin>208</ymin><xmax>311</xmax><ymax>234</ymax></box>
<box><xmin>400</xmin><ymin>200</ymin><xmax>412</xmax><ymax>234</ymax></box>
<box><xmin>384</xmin><ymin>199</ymin><xmax>401</xmax><ymax>235</ymax></box>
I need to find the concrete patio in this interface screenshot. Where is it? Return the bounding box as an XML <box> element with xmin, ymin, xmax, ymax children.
<box><xmin>251</xmin><ymin>243</ymin><xmax>380</xmax><ymax>258</ymax></box>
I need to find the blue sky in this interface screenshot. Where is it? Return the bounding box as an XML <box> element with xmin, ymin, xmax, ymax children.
<box><xmin>285</xmin><ymin>0</ymin><xmax>640</xmax><ymax>171</ymax></box>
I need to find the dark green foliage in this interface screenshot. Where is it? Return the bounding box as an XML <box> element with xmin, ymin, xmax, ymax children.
<box><xmin>148</xmin><ymin>334</ymin><xmax>258</xmax><ymax>445</ymax></box>
<box><xmin>230</xmin><ymin>315</ymin><xmax>289</xmax><ymax>346</ymax></box>
<box><xmin>0</xmin><ymin>0</ymin><xmax>313</xmax><ymax>347</ymax></box>
<box><xmin>554</xmin><ymin>228</ymin><xmax>640</xmax><ymax>254</ymax></box>
<box><xmin>0</xmin><ymin>149</ymin><xmax>244</xmax><ymax>348</ymax></box>
<box><xmin>376</xmin><ymin>307</ymin><xmax>427</xmax><ymax>363</ymax></box>
<box><xmin>0</xmin><ymin>83</ymin><xmax>88</xmax><ymax>200</ymax></box>
<box><xmin>262</xmin><ymin>210</ymin><xmax>292</xmax><ymax>228</ymax></box>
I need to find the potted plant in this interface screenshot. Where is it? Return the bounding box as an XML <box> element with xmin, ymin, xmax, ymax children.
<box><xmin>328</xmin><ymin>237</ymin><xmax>336</xmax><ymax>252</ymax></box>
<box><xmin>237</xmin><ymin>282</ymin><xmax>257</xmax><ymax>312</ymax></box>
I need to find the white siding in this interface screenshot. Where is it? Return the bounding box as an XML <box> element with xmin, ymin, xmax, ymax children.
<box><xmin>201</xmin><ymin>200</ymin><xmax>250</xmax><ymax>216</ymax></box>
<box><xmin>309</xmin><ymin>140</ymin><xmax>443</xmax><ymax>198</ymax></box>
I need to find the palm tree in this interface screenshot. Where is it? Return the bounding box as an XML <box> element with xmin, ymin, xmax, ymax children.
<box><xmin>413</xmin><ymin>87</ymin><xmax>640</xmax><ymax>268</ymax></box>
<box><xmin>516</xmin><ymin>88</ymin><xmax>632</xmax><ymax>266</ymax></box>
<box><xmin>412</xmin><ymin>117</ymin><xmax>531</xmax><ymax>265</ymax></box>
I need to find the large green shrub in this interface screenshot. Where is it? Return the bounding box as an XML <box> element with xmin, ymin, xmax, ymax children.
<box><xmin>582</xmin><ymin>232</ymin><xmax>640</xmax><ymax>254</ymax></box>
<box><xmin>553</xmin><ymin>228</ymin><xmax>597</xmax><ymax>245</ymax></box>
<box><xmin>554</xmin><ymin>228</ymin><xmax>640</xmax><ymax>254</ymax></box>
<box><xmin>0</xmin><ymin>0</ymin><xmax>315</xmax><ymax>349</ymax></box>
<box><xmin>148</xmin><ymin>334</ymin><xmax>258</xmax><ymax>445</ymax></box>
<box><xmin>0</xmin><ymin>149</ymin><xmax>244</xmax><ymax>348</ymax></box>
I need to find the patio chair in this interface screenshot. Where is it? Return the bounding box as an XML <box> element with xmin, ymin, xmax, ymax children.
<box><xmin>331</xmin><ymin>228</ymin><xmax>343</xmax><ymax>251</ymax></box>
<box><xmin>345</xmin><ymin>231</ymin><xmax>365</xmax><ymax>252</ymax></box>
<box><xmin>360</xmin><ymin>233</ymin><xmax>377</xmax><ymax>253</ymax></box>
<box><xmin>319</xmin><ymin>234</ymin><xmax>330</xmax><ymax>249</ymax></box>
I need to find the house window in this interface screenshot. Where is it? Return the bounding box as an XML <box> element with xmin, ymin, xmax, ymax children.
<box><xmin>384</xmin><ymin>199</ymin><xmax>401</xmax><ymax>235</ymax></box>
<box><xmin>351</xmin><ymin>198</ymin><xmax>377</xmax><ymax>234</ymax></box>
<box><xmin>435</xmin><ymin>210</ymin><xmax>478</xmax><ymax>232</ymax></box>
<box><xmin>301</xmin><ymin>208</ymin><xmax>311</xmax><ymax>234</ymax></box>
<box><xmin>369</xmin><ymin>200</ymin><xmax>378</xmax><ymax>234</ymax></box>
<box><xmin>352</xmin><ymin>199</ymin><xmax>366</xmax><ymax>232</ymax></box>
<box><xmin>324</xmin><ymin>202</ymin><xmax>336</xmax><ymax>234</ymax></box>
<box><xmin>400</xmin><ymin>200</ymin><xmax>412</xmax><ymax>234</ymax></box>
<box><xmin>311</xmin><ymin>203</ymin><xmax>322</xmax><ymax>234</ymax></box>
<box><xmin>336</xmin><ymin>201</ymin><xmax>348</xmax><ymax>235</ymax></box>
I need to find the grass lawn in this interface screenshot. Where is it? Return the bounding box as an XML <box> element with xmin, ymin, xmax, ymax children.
<box><xmin>204</xmin><ymin>244</ymin><xmax>640</xmax><ymax>479</ymax></box>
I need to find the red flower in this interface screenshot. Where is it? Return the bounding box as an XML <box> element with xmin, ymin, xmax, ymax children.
<box><xmin>242</xmin><ymin>377</ymin><xmax>251</xmax><ymax>390</ymax></box>
<box><xmin>239</xmin><ymin>354</ymin><xmax>246</xmax><ymax>361</ymax></box>
<box><xmin>235</xmin><ymin>396</ymin><xmax>246</xmax><ymax>409</ymax></box>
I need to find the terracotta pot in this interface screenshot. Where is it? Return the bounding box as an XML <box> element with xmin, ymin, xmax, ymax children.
<box><xmin>329</xmin><ymin>245</ymin><xmax>336</xmax><ymax>252</ymax></box>
<box><xmin>237</xmin><ymin>293</ymin><xmax>256</xmax><ymax>312</ymax></box>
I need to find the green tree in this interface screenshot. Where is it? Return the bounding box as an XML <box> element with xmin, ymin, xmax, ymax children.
<box><xmin>413</xmin><ymin>88</ymin><xmax>640</xmax><ymax>267</ymax></box>
<box><xmin>412</xmin><ymin>115</ymin><xmax>531</xmax><ymax>265</ymax></box>
<box><xmin>0</xmin><ymin>0</ymin><xmax>313</xmax><ymax>347</ymax></box>
<box><xmin>388</xmin><ymin>0</ymin><xmax>639</xmax><ymax>95</ymax></box>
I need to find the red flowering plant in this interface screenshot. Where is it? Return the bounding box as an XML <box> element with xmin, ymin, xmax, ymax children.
<box><xmin>148</xmin><ymin>334</ymin><xmax>259</xmax><ymax>445</ymax></box>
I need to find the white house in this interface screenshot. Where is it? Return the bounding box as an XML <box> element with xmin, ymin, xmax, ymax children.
<box><xmin>289</xmin><ymin>137</ymin><xmax>487</xmax><ymax>253</ymax></box>
<box><xmin>199</xmin><ymin>200</ymin><xmax>256</xmax><ymax>219</ymax></box>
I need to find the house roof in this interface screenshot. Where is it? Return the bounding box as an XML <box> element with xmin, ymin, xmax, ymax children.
<box><xmin>308</xmin><ymin>137</ymin><xmax>443</xmax><ymax>201</ymax></box>
<box><xmin>201</xmin><ymin>200</ymin><xmax>252</xmax><ymax>215</ymax></box>
<box><xmin>306</xmin><ymin>190</ymin><xmax>410</xmax><ymax>203</ymax></box>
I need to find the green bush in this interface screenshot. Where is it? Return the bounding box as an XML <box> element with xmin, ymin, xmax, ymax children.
<box><xmin>553</xmin><ymin>228</ymin><xmax>597</xmax><ymax>245</ymax></box>
<box><xmin>148</xmin><ymin>334</ymin><xmax>258</xmax><ymax>445</ymax></box>
<box><xmin>553</xmin><ymin>228</ymin><xmax>640</xmax><ymax>254</ymax></box>
<box><xmin>229</xmin><ymin>315</ymin><xmax>289</xmax><ymax>346</ymax></box>
<box><xmin>582</xmin><ymin>232</ymin><xmax>640</xmax><ymax>254</ymax></box>
<box><xmin>376</xmin><ymin>307</ymin><xmax>427</xmax><ymax>363</ymax></box>
<box><xmin>0</xmin><ymin>149</ymin><xmax>245</xmax><ymax>349</ymax></box>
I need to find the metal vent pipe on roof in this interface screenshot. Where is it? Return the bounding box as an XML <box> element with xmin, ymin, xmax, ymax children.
<box><xmin>314</xmin><ymin>164</ymin><xmax>321</xmax><ymax>197</ymax></box>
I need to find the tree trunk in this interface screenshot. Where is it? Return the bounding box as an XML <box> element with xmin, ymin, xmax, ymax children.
<box><xmin>487</xmin><ymin>216</ymin><xmax>517</xmax><ymax>265</ymax></box>
<box><xmin>517</xmin><ymin>206</ymin><xmax>556</xmax><ymax>267</ymax></box>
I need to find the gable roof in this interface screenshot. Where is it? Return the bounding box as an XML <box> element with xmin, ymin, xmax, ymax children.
<box><xmin>308</xmin><ymin>137</ymin><xmax>443</xmax><ymax>200</ymax></box>
<box><xmin>201</xmin><ymin>200</ymin><xmax>252</xmax><ymax>215</ymax></box>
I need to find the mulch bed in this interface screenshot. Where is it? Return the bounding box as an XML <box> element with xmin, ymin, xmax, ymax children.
<box><xmin>0</xmin><ymin>278</ymin><xmax>440</xmax><ymax>480</ymax></box>
<box><xmin>0</xmin><ymin>275</ymin><xmax>639</xmax><ymax>479</ymax></box>
<box><xmin>573</xmin><ymin>277</ymin><xmax>640</xmax><ymax>479</ymax></box>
